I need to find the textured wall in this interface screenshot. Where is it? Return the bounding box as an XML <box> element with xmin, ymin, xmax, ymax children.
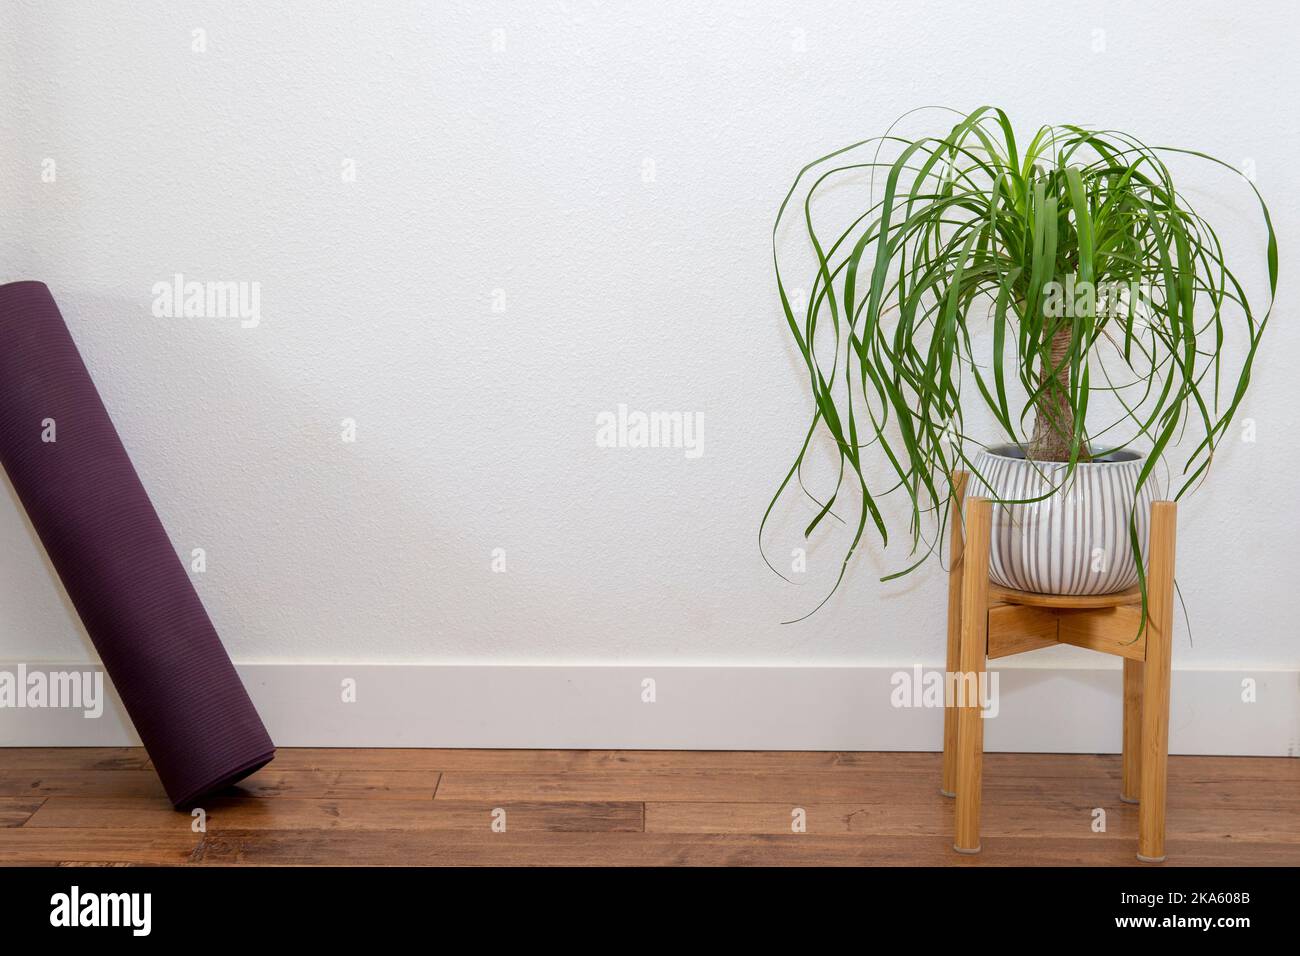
<box><xmin>1</xmin><ymin>0</ymin><xmax>1296</xmax><ymax>668</ymax></box>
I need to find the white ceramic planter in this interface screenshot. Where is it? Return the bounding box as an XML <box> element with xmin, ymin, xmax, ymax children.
<box><xmin>968</xmin><ymin>445</ymin><xmax>1158</xmax><ymax>595</ymax></box>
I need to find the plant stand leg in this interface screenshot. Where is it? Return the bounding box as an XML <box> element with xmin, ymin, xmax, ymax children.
<box><xmin>1138</xmin><ymin>501</ymin><xmax>1177</xmax><ymax>863</ymax></box>
<box><xmin>941</xmin><ymin>471</ymin><xmax>969</xmax><ymax>798</ymax></box>
<box><xmin>954</xmin><ymin>496</ymin><xmax>990</xmax><ymax>855</ymax></box>
<box><xmin>1121</xmin><ymin>658</ymin><xmax>1143</xmax><ymax>804</ymax></box>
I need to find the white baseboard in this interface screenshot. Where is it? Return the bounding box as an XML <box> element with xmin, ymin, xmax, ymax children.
<box><xmin>2</xmin><ymin>663</ymin><xmax>1296</xmax><ymax>756</ymax></box>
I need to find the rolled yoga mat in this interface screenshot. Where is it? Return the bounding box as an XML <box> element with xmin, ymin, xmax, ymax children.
<box><xmin>0</xmin><ymin>280</ymin><xmax>274</xmax><ymax>807</ymax></box>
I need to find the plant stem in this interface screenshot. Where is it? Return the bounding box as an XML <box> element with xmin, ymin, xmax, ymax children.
<box><xmin>1027</xmin><ymin>324</ymin><xmax>1088</xmax><ymax>462</ymax></box>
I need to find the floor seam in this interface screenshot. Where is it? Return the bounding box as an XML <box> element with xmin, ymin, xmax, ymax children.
<box><xmin>17</xmin><ymin>796</ymin><xmax>49</xmax><ymax>827</ymax></box>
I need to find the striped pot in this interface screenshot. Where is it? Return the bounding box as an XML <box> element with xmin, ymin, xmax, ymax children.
<box><xmin>968</xmin><ymin>445</ymin><xmax>1158</xmax><ymax>595</ymax></box>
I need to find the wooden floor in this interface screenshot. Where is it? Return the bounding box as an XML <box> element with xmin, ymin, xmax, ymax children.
<box><xmin>1</xmin><ymin>749</ymin><xmax>1297</xmax><ymax>866</ymax></box>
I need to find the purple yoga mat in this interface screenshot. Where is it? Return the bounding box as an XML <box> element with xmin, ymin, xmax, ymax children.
<box><xmin>0</xmin><ymin>281</ymin><xmax>274</xmax><ymax>807</ymax></box>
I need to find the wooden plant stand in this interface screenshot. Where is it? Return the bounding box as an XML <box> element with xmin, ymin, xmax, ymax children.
<box><xmin>940</xmin><ymin>471</ymin><xmax>1177</xmax><ymax>863</ymax></box>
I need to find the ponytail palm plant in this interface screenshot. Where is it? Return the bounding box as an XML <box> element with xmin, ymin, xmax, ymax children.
<box><xmin>763</xmin><ymin>106</ymin><xmax>1277</xmax><ymax>615</ymax></box>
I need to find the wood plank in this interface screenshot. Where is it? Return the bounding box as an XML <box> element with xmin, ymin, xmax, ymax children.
<box><xmin>0</xmin><ymin>829</ymin><xmax>203</xmax><ymax>865</ymax></box>
<box><xmin>1122</xmin><ymin>658</ymin><xmax>1143</xmax><ymax>801</ymax></box>
<box><xmin>989</xmin><ymin>770</ymin><xmax>1300</xmax><ymax>812</ymax></box>
<box><xmin>942</xmin><ymin>469</ymin><xmax>969</xmax><ymax>797</ymax></box>
<box><xmin>0</xmin><ymin>797</ymin><xmax>44</xmax><ymax>827</ymax></box>
<box><xmin>986</xmin><ymin>603</ymin><xmax>1059</xmax><ymax>659</ymax></box>
<box><xmin>1166</xmin><ymin>755</ymin><xmax>1300</xmax><ymax>784</ymax></box>
<box><xmin>989</xmin><ymin>583</ymin><xmax>1141</xmax><ymax>609</ymax></box>
<box><xmin>954</xmin><ymin>495</ymin><xmax>991</xmax><ymax>852</ymax></box>
<box><xmin>1138</xmin><ymin>500</ymin><xmax>1177</xmax><ymax>863</ymax></box>
<box><xmin>0</xmin><ymin>770</ymin><xmax>167</xmax><ymax>800</ymax></box>
<box><xmin>982</xmin><ymin>752</ymin><xmax>1120</xmax><ymax>779</ymax></box>
<box><xmin>1057</xmin><ymin>604</ymin><xmax>1147</xmax><ymax>660</ymax></box>
<box><xmin>214</xmin><ymin>770</ymin><xmax>443</xmax><ymax>801</ymax></box>
<box><xmin>0</xmin><ymin>769</ymin><xmax>440</xmax><ymax>801</ymax></box>
<box><xmin>645</xmin><ymin>801</ymin><xmax>1300</xmax><ymax>843</ymax></box>
<box><xmin>435</xmin><ymin>766</ymin><xmax>1298</xmax><ymax>810</ymax></box>
<box><xmin>0</xmin><ymin>748</ymin><xmax>148</xmax><ymax>771</ymax></box>
<box><xmin>259</xmin><ymin>749</ymin><xmax>935</xmax><ymax>773</ymax></box>
<box><xmin>24</xmin><ymin>796</ymin><xmax>642</xmax><ymax>833</ymax></box>
<box><xmin>647</xmin><ymin>800</ymin><xmax>1124</xmax><ymax>837</ymax></box>
<box><xmin>434</xmin><ymin>770</ymin><xmax>929</xmax><ymax>803</ymax></box>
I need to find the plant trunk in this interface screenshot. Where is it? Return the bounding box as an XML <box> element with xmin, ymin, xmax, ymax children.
<box><xmin>1027</xmin><ymin>325</ymin><xmax>1088</xmax><ymax>462</ymax></box>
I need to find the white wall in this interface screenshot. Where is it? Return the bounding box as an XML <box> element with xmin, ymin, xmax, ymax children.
<box><xmin>1</xmin><ymin>0</ymin><xmax>1297</xmax><ymax>682</ymax></box>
